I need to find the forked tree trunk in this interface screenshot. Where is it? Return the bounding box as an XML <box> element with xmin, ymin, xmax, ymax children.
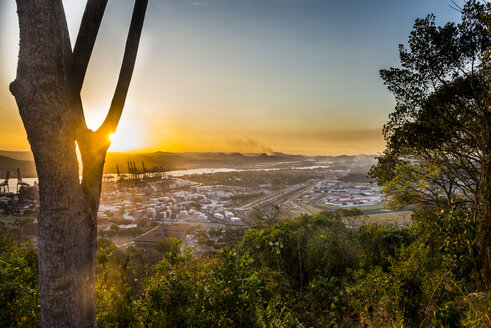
<box><xmin>32</xmin><ymin>140</ymin><xmax>99</xmax><ymax>327</ymax></box>
<box><xmin>12</xmin><ymin>63</ymin><xmax>101</xmax><ymax>327</ymax></box>
<box><xmin>10</xmin><ymin>0</ymin><xmax>147</xmax><ymax>326</ymax></box>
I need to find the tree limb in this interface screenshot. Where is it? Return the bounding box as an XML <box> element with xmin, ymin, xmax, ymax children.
<box><xmin>67</xmin><ymin>0</ymin><xmax>109</xmax><ymax>132</ymax></box>
<box><xmin>69</xmin><ymin>0</ymin><xmax>108</xmax><ymax>94</ymax></box>
<box><xmin>98</xmin><ymin>0</ymin><xmax>148</xmax><ymax>136</ymax></box>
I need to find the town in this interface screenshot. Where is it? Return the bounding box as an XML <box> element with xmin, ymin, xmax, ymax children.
<box><xmin>0</xmin><ymin>157</ymin><xmax>407</xmax><ymax>255</ymax></box>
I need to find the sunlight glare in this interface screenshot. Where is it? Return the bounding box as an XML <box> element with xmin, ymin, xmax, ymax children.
<box><xmin>106</xmin><ymin>122</ymin><xmax>146</xmax><ymax>152</ymax></box>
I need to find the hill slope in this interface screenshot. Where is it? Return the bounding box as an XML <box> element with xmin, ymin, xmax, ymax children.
<box><xmin>0</xmin><ymin>150</ymin><xmax>377</xmax><ymax>177</ymax></box>
<box><xmin>0</xmin><ymin>155</ymin><xmax>36</xmax><ymax>178</ymax></box>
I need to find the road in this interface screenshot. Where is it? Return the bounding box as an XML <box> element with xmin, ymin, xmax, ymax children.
<box><xmin>239</xmin><ymin>184</ymin><xmax>309</xmax><ymax>210</ymax></box>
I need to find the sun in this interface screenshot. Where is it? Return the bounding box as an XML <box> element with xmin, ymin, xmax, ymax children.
<box><xmin>84</xmin><ymin>108</ymin><xmax>146</xmax><ymax>152</ymax></box>
<box><xmin>106</xmin><ymin>126</ymin><xmax>146</xmax><ymax>152</ymax></box>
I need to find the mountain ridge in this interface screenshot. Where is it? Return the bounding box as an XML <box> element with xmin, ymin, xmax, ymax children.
<box><xmin>0</xmin><ymin>150</ymin><xmax>377</xmax><ymax>177</ymax></box>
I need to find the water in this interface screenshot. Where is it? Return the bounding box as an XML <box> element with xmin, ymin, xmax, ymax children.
<box><xmin>3</xmin><ymin>164</ymin><xmax>331</xmax><ymax>192</ymax></box>
<box><xmin>166</xmin><ymin>168</ymin><xmax>240</xmax><ymax>177</ymax></box>
<box><xmin>3</xmin><ymin>170</ymin><xmax>240</xmax><ymax>192</ymax></box>
<box><xmin>166</xmin><ymin>165</ymin><xmax>331</xmax><ymax>177</ymax></box>
<box><xmin>7</xmin><ymin>178</ymin><xmax>38</xmax><ymax>194</ymax></box>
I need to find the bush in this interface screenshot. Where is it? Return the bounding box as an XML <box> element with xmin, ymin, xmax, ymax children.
<box><xmin>0</xmin><ymin>237</ymin><xmax>40</xmax><ymax>328</ymax></box>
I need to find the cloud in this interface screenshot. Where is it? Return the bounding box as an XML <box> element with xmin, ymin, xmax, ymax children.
<box><xmin>225</xmin><ymin>137</ymin><xmax>274</xmax><ymax>154</ymax></box>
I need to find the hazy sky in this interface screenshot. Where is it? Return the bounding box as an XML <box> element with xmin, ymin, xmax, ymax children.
<box><xmin>0</xmin><ymin>0</ymin><xmax>461</xmax><ymax>155</ymax></box>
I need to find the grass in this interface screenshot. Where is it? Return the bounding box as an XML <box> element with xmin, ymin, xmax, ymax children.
<box><xmin>103</xmin><ymin>236</ymin><xmax>135</xmax><ymax>248</ymax></box>
<box><xmin>364</xmin><ymin>210</ymin><xmax>413</xmax><ymax>226</ymax></box>
<box><xmin>356</xmin><ymin>203</ymin><xmax>386</xmax><ymax>210</ymax></box>
<box><xmin>0</xmin><ymin>216</ymin><xmax>37</xmax><ymax>224</ymax></box>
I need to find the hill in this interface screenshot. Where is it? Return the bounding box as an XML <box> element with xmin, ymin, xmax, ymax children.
<box><xmin>0</xmin><ymin>150</ymin><xmax>377</xmax><ymax>176</ymax></box>
<box><xmin>0</xmin><ymin>151</ymin><xmax>34</xmax><ymax>161</ymax></box>
<box><xmin>103</xmin><ymin>151</ymin><xmax>314</xmax><ymax>173</ymax></box>
<box><xmin>0</xmin><ymin>155</ymin><xmax>36</xmax><ymax>178</ymax></box>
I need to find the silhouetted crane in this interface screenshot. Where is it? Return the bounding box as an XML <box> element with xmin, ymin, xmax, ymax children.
<box><xmin>16</xmin><ymin>168</ymin><xmax>29</xmax><ymax>194</ymax></box>
<box><xmin>0</xmin><ymin>171</ymin><xmax>9</xmax><ymax>194</ymax></box>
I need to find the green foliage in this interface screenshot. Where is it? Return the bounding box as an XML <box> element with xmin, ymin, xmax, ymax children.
<box><xmin>200</xmin><ymin>249</ymin><xmax>263</xmax><ymax>326</ymax></box>
<box><xmin>347</xmin><ymin>205</ymin><xmax>487</xmax><ymax>328</ymax></box>
<box><xmin>338</xmin><ymin>172</ymin><xmax>369</xmax><ymax>183</ymax></box>
<box><xmin>460</xmin><ymin>292</ymin><xmax>491</xmax><ymax>328</ymax></box>
<box><xmin>137</xmin><ymin>247</ymin><xmax>208</xmax><ymax>327</ymax></box>
<box><xmin>369</xmin><ymin>0</ymin><xmax>490</xmax><ymax>213</ymax></box>
<box><xmin>242</xmin><ymin>212</ymin><xmax>351</xmax><ymax>289</ymax></box>
<box><xmin>96</xmin><ymin>240</ymin><xmax>139</xmax><ymax>328</ymax></box>
<box><xmin>228</xmin><ymin>192</ymin><xmax>265</xmax><ymax>203</ymax></box>
<box><xmin>138</xmin><ymin>245</ymin><xmax>271</xmax><ymax>327</ymax></box>
<box><xmin>155</xmin><ymin>238</ymin><xmax>174</xmax><ymax>254</ymax></box>
<box><xmin>369</xmin><ymin>0</ymin><xmax>491</xmax><ymax>288</ymax></box>
<box><xmin>182</xmin><ymin>169</ymin><xmax>320</xmax><ymax>189</ymax></box>
<box><xmin>411</xmin><ymin>206</ymin><xmax>479</xmax><ymax>280</ymax></box>
<box><xmin>1</xmin><ymin>207</ymin><xmax>490</xmax><ymax>327</ymax></box>
<box><xmin>255</xmin><ymin>296</ymin><xmax>302</xmax><ymax>328</ymax></box>
<box><xmin>0</xmin><ymin>236</ymin><xmax>40</xmax><ymax>328</ymax></box>
<box><xmin>356</xmin><ymin>224</ymin><xmax>414</xmax><ymax>270</ymax></box>
<box><xmin>216</xmin><ymin>228</ymin><xmax>247</xmax><ymax>249</ymax></box>
<box><xmin>380</xmin><ymin>161</ymin><xmax>444</xmax><ymax>208</ymax></box>
<box><xmin>95</xmin><ymin>239</ymin><xmax>164</xmax><ymax>328</ymax></box>
<box><xmin>240</xmin><ymin>212</ymin><xmax>359</xmax><ymax>326</ymax></box>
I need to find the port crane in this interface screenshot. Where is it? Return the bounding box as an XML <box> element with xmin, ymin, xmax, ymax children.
<box><xmin>16</xmin><ymin>168</ymin><xmax>29</xmax><ymax>193</ymax></box>
<box><xmin>0</xmin><ymin>171</ymin><xmax>9</xmax><ymax>194</ymax></box>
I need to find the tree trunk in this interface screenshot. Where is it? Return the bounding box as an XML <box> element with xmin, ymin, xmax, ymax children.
<box><xmin>12</xmin><ymin>74</ymin><xmax>100</xmax><ymax>327</ymax></box>
<box><xmin>10</xmin><ymin>7</ymin><xmax>100</xmax><ymax>325</ymax></box>
<box><xmin>11</xmin><ymin>0</ymin><xmax>147</xmax><ymax>325</ymax></box>
<box><xmin>10</xmin><ymin>1</ymin><xmax>101</xmax><ymax>326</ymax></box>
<box><xmin>35</xmin><ymin>143</ymin><xmax>99</xmax><ymax>327</ymax></box>
<box><xmin>477</xmin><ymin>125</ymin><xmax>491</xmax><ymax>287</ymax></box>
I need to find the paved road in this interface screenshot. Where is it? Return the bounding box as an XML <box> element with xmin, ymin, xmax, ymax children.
<box><xmin>239</xmin><ymin>184</ymin><xmax>308</xmax><ymax>210</ymax></box>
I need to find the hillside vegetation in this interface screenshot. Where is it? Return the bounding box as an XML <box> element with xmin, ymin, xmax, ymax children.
<box><xmin>1</xmin><ymin>207</ymin><xmax>489</xmax><ymax>327</ymax></box>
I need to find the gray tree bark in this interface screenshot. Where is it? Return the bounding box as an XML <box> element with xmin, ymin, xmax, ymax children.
<box><xmin>10</xmin><ymin>0</ymin><xmax>148</xmax><ymax>326</ymax></box>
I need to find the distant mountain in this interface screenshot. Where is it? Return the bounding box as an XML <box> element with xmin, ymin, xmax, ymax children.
<box><xmin>0</xmin><ymin>155</ymin><xmax>36</xmax><ymax>178</ymax></box>
<box><xmin>103</xmin><ymin>151</ymin><xmax>312</xmax><ymax>173</ymax></box>
<box><xmin>0</xmin><ymin>150</ymin><xmax>377</xmax><ymax>177</ymax></box>
<box><xmin>0</xmin><ymin>151</ymin><xmax>34</xmax><ymax>161</ymax></box>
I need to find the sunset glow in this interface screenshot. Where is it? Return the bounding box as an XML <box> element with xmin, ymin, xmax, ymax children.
<box><xmin>0</xmin><ymin>0</ymin><xmax>461</xmax><ymax>155</ymax></box>
<box><xmin>106</xmin><ymin>121</ymin><xmax>147</xmax><ymax>152</ymax></box>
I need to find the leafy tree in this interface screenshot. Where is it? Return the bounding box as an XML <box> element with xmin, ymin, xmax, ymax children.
<box><xmin>96</xmin><ymin>240</ymin><xmax>140</xmax><ymax>328</ymax></box>
<box><xmin>335</xmin><ymin>208</ymin><xmax>367</xmax><ymax>229</ymax></box>
<box><xmin>240</xmin><ymin>212</ymin><xmax>359</xmax><ymax>326</ymax></box>
<box><xmin>369</xmin><ymin>0</ymin><xmax>491</xmax><ymax>284</ymax></box>
<box><xmin>10</xmin><ymin>1</ymin><xmax>148</xmax><ymax>326</ymax></box>
<box><xmin>250</xmin><ymin>205</ymin><xmax>282</xmax><ymax>228</ymax></box>
<box><xmin>138</xmin><ymin>245</ymin><xmax>271</xmax><ymax>327</ymax></box>
<box><xmin>3</xmin><ymin>209</ymin><xmax>489</xmax><ymax>327</ymax></box>
<box><xmin>156</xmin><ymin>238</ymin><xmax>175</xmax><ymax>254</ymax></box>
<box><xmin>356</xmin><ymin>224</ymin><xmax>414</xmax><ymax>270</ymax></box>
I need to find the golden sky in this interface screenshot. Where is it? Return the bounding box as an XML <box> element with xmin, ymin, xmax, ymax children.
<box><xmin>0</xmin><ymin>0</ymin><xmax>459</xmax><ymax>155</ymax></box>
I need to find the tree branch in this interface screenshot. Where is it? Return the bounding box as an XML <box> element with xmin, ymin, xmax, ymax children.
<box><xmin>69</xmin><ymin>0</ymin><xmax>108</xmax><ymax>94</ymax></box>
<box><xmin>67</xmin><ymin>0</ymin><xmax>109</xmax><ymax>132</ymax></box>
<box><xmin>98</xmin><ymin>0</ymin><xmax>148</xmax><ymax>136</ymax></box>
